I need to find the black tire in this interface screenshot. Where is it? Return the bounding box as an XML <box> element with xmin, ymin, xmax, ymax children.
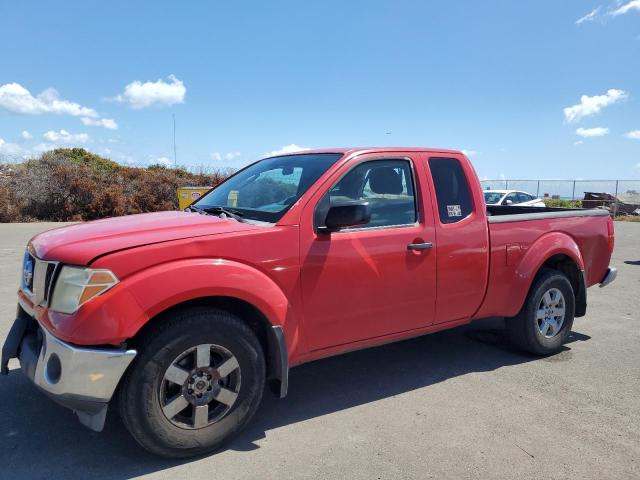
<box><xmin>506</xmin><ymin>269</ymin><xmax>575</xmax><ymax>355</ymax></box>
<box><xmin>118</xmin><ymin>307</ymin><xmax>265</xmax><ymax>458</ymax></box>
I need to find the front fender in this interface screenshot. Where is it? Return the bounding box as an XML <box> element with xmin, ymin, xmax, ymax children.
<box><xmin>49</xmin><ymin>258</ymin><xmax>293</xmax><ymax>347</ymax></box>
<box><xmin>506</xmin><ymin>232</ymin><xmax>584</xmax><ymax>317</ymax></box>
<box><xmin>127</xmin><ymin>258</ymin><xmax>290</xmax><ymax>328</ymax></box>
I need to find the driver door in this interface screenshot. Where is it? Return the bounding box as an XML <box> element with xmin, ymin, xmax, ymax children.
<box><xmin>299</xmin><ymin>153</ymin><xmax>437</xmax><ymax>351</ymax></box>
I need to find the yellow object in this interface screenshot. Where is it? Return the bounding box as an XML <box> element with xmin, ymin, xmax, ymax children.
<box><xmin>227</xmin><ymin>190</ymin><xmax>239</xmax><ymax>207</ymax></box>
<box><xmin>177</xmin><ymin>186</ymin><xmax>212</xmax><ymax>210</ymax></box>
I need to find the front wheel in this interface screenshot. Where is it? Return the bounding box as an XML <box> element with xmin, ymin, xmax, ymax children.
<box><xmin>506</xmin><ymin>269</ymin><xmax>575</xmax><ymax>355</ymax></box>
<box><xmin>118</xmin><ymin>307</ymin><xmax>266</xmax><ymax>458</ymax></box>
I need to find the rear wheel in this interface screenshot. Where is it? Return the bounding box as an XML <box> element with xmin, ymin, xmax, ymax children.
<box><xmin>118</xmin><ymin>307</ymin><xmax>265</xmax><ymax>458</ymax></box>
<box><xmin>506</xmin><ymin>269</ymin><xmax>575</xmax><ymax>355</ymax></box>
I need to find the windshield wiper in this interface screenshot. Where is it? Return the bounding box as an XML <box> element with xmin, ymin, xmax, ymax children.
<box><xmin>199</xmin><ymin>206</ymin><xmax>247</xmax><ymax>222</ymax></box>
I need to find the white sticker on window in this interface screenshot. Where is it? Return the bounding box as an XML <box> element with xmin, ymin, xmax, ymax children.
<box><xmin>447</xmin><ymin>205</ymin><xmax>462</xmax><ymax>217</ymax></box>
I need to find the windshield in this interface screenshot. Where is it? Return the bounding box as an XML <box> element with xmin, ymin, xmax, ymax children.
<box><xmin>484</xmin><ymin>191</ymin><xmax>504</xmax><ymax>205</ymax></box>
<box><xmin>193</xmin><ymin>153</ymin><xmax>343</xmax><ymax>222</ymax></box>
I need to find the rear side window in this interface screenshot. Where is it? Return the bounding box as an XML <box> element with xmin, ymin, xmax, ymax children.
<box><xmin>517</xmin><ymin>192</ymin><xmax>533</xmax><ymax>202</ymax></box>
<box><xmin>428</xmin><ymin>158</ymin><xmax>473</xmax><ymax>224</ymax></box>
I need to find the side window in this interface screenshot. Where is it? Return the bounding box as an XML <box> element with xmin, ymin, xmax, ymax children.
<box><xmin>503</xmin><ymin>192</ymin><xmax>519</xmax><ymax>204</ymax></box>
<box><xmin>516</xmin><ymin>192</ymin><xmax>530</xmax><ymax>203</ymax></box>
<box><xmin>428</xmin><ymin>158</ymin><xmax>473</xmax><ymax>223</ymax></box>
<box><xmin>316</xmin><ymin>159</ymin><xmax>417</xmax><ymax>229</ymax></box>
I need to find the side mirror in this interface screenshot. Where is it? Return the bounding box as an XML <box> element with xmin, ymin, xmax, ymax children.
<box><xmin>504</xmin><ymin>199</ymin><xmax>513</xmax><ymax>205</ymax></box>
<box><xmin>319</xmin><ymin>202</ymin><xmax>371</xmax><ymax>233</ymax></box>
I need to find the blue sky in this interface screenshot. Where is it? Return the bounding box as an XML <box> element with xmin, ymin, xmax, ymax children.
<box><xmin>0</xmin><ymin>0</ymin><xmax>639</xmax><ymax>179</ymax></box>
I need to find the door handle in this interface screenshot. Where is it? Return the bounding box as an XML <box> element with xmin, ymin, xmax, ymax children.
<box><xmin>407</xmin><ymin>242</ymin><xmax>433</xmax><ymax>251</ymax></box>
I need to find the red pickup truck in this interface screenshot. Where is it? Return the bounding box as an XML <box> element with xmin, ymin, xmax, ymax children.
<box><xmin>2</xmin><ymin>148</ymin><xmax>616</xmax><ymax>457</ymax></box>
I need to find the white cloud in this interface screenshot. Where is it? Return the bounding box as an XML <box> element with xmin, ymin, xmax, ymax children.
<box><xmin>81</xmin><ymin>116</ymin><xmax>118</xmax><ymax>130</ymax></box>
<box><xmin>265</xmin><ymin>144</ymin><xmax>310</xmax><ymax>157</ymax></box>
<box><xmin>150</xmin><ymin>156</ymin><xmax>172</xmax><ymax>167</ymax></box>
<box><xmin>0</xmin><ymin>138</ymin><xmax>26</xmax><ymax>158</ymax></box>
<box><xmin>610</xmin><ymin>0</ymin><xmax>640</xmax><ymax>16</ymax></box>
<box><xmin>113</xmin><ymin>153</ymin><xmax>138</xmax><ymax>166</ymax></box>
<box><xmin>462</xmin><ymin>149</ymin><xmax>478</xmax><ymax>157</ymax></box>
<box><xmin>576</xmin><ymin>127</ymin><xmax>609</xmax><ymax>137</ymax></box>
<box><xmin>574</xmin><ymin>140</ymin><xmax>584</xmax><ymax>145</ymax></box>
<box><xmin>0</xmin><ymin>83</ymin><xmax>97</xmax><ymax>117</ymax></box>
<box><xmin>43</xmin><ymin>129</ymin><xmax>90</xmax><ymax>144</ymax></box>
<box><xmin>20</xmin><ymin>130</ymin><xmax>32</xmax><ymax>140</ymax></box>
<box><xmin>115</xmin><ymin>74</ymin><xmax>186</xmax><ymax>109</ymax></box>
<box><xmin>625</xmin><ymin>129</ymin><xmax>640</xmax><ymax>139</ymax></box>
<box><xmin>0</xmin><ymin>82</ymin><xmax>117</xmax><ymax>129</ymax></box>
<box><xmin>32</xmin><ymin>143</ymin><xmax>56</xmax><ymax>154</ymax></box>
<box><xmin>211</xmin><ymin>151</ymin><xmax>242</xmax><ymax>163</ymax></box>
<box><xmin>563</xmin><ymin>89</ymin><xmax>627</xmax><ymax>123</ymax></box>
<box><xmin>576</xmin><ymin>6</ymin><xmax>601</xmax><ymax>24</ymax></box>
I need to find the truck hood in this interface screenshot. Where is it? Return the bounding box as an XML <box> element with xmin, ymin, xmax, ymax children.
<box><xmin>30</xmin><ymin>211</ymin><xmax>260</xmax><ymax>265</ymax></box>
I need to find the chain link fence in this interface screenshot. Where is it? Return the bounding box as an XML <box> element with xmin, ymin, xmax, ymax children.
<box><xmin>479</xmin><ymin>179</ymin><xmax>640</xmax><ymax>216</ymax></box>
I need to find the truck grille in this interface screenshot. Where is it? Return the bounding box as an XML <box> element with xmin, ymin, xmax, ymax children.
<box><xmin>21</xmin><ymin>250</ymin><xmax>59</xmax><ymax>306</ymax></box>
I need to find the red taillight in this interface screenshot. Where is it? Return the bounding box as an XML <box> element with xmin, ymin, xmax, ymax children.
<box><xmin>607</xmin><ymin>216</ymin><xmax>615</xmax><ymax>253</ymax></box>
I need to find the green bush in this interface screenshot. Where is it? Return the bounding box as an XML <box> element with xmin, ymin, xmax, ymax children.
<box><xmin>45</xmin><ymin>147</ymin><xmax>121</xmax><ymax>175</ymax></box>
<box><xmin>543</xmin><ymin>198</ymin><xmax>582</xmax><ymax>208</ymax></box>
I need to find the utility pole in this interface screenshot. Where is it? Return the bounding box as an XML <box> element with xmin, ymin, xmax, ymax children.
<box><xmin>173</xmin><ymin>113</ymin><xmax>177</xmax><ymax>168</ymax></box>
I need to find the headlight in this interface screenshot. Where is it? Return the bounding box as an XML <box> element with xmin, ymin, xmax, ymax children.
<box><xmin>50</xmin><ymin>266</ymin><xmax>119</xmax><ymax>314</ymax></box>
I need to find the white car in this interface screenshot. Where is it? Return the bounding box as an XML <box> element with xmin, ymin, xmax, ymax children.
<box><xmin>484</xmin><ymin>189</ymin><xmax>546</xmax><ymax>207</ymax></box>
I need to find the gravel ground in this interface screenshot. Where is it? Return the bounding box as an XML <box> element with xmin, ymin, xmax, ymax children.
<box><xmin>0</xmin><ymin>221</ymin><xmax>638</xmax><ymax>480</ymax></box>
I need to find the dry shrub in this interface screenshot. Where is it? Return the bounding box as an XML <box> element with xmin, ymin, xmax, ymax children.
<box><xmin>615</xmin><ymin>215</ymin><xmax>640</xmax><ymax>222</ymax></box>
<box><xmin>0</xmin><ymin>148</ymin><xmax>228</xmax><ymax>222</ymax></box>
<box><xmin>0</xmin><ymin>185</ymin><xmax>20</xmax><ymax>222</ymax></box>
<box><xmin>88</xmin><ymin>184</ymin><xmax>128</xmax><ymax>219</ymax></box>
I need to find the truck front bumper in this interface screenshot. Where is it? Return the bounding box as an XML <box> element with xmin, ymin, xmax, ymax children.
<box><xmin>1</xmin><ymin>306</ymin><xmax>136</xmax><ymax>431</ymax></box>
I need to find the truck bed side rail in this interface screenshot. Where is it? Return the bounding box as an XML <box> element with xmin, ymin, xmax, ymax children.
<box><xmin>487</xmin><ymin>206</ymin><xmax>610</xmax><ymax>223</ymax></box>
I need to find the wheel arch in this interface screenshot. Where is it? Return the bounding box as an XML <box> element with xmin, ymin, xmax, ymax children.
<box><xmin>510</xmin><ymin>232</ymin><xmax>585</xmax><ymax>317</ymax></box>
<box><xmin>536</xmin><ymin>254</ymin><xmax>586</xmax><ymax>317</ymax></box>
<box><xmin>128</xmin><ymin>296</ymin><xmax>289</xmax><ymax>398</ymax></box>
<box><xmin>116</xmin><ymin>258</ymin><xmax>295</xmax><ymax>398</ymax></box>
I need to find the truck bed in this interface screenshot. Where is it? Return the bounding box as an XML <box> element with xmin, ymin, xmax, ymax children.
<box><xmin>476</xmin><ymin>205</ymin><xmax>612</xmax><ymax>321</ymax></box>
<box><xmin>486</xmin><ymin>205</ymin><xmax>610</xmax><ymax>223</ymax></box>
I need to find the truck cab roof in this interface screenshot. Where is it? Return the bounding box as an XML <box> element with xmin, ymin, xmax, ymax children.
<box><xmin>266</xmin><ymin>147</ymin><xmax>465</xmax><ymax>158</ymax></box>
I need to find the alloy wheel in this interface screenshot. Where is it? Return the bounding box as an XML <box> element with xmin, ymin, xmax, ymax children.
<box><xmin>536</xmin><ymin>288</ymin><xmax>566</xmax><ymax>338</ymax></box>
<box><xmin>159</xmin><ymin>344</ymin><xmax>241</xmax><ymax>429</ymax></box>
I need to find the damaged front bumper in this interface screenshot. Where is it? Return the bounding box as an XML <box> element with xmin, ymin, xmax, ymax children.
<box><xmin>1</xmin><ymin>306</ymin><xmax>136</xmax><ymax>431</ymax></box>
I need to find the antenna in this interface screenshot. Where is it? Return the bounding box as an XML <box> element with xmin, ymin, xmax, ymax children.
<box><xmin>173</xmin><ymin>113</ymin><xmax>177</xmax><ymax>168</ymax></box>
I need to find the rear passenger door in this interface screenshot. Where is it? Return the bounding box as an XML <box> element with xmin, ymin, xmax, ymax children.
<box><xmin>422</xmin><ymin>155</ymin><xmax>490</xmax><ymax>324</ymax></box>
